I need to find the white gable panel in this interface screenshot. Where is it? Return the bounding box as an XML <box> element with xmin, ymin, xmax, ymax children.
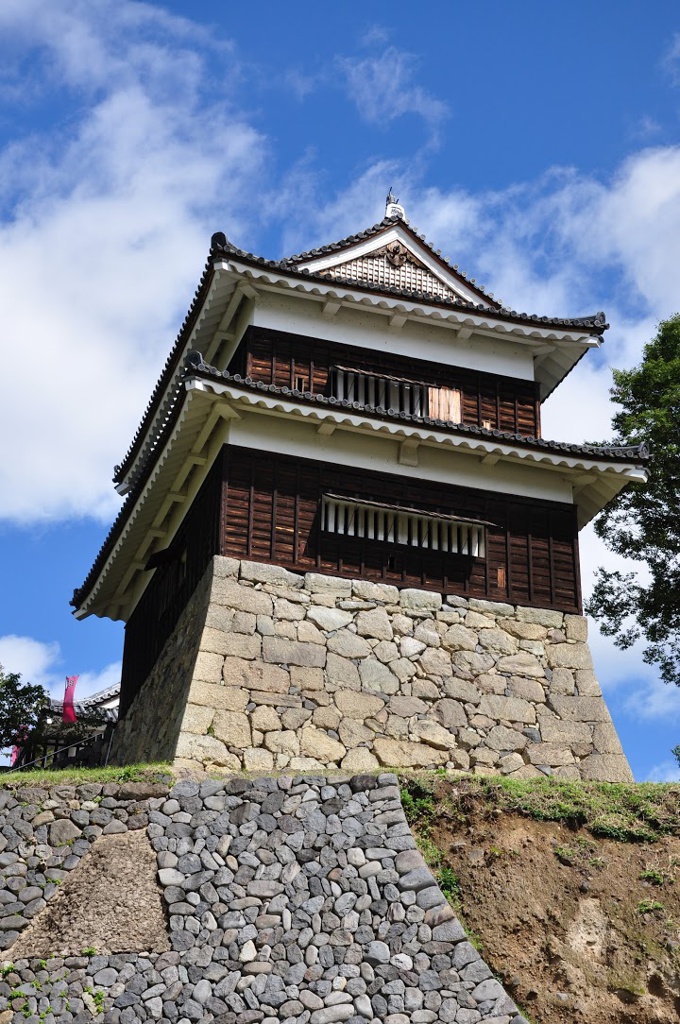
<box><xmin>296</xmin><ymin>223</ymin><xmax>485</xmax><ymax>306</ymax></box>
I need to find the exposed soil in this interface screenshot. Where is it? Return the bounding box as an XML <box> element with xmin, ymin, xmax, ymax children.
<box><xmin>12</xmin><ymin>829</ymin><xmax>169</xmax><ymax>957</ymax></box>
<box><xmin>427</xmin><ymin>786</ymin><xmax>680</xmax><ymax>1024</ymax></box>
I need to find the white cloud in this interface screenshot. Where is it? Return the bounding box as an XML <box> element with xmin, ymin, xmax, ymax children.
<box><xmin>336</xmin><ymin>44</ymin><xmax>448</xmax><ymax>143</ymax></box>
<box><xmin>645</xmin><ymin>759</ymin><xmax>680</xmax><ymax>783</ymax></box>
<box><xmin>0</xmin><ymin>633</ymin><xmax>120</xmax><ymax>702</ymax></box>
<box><xmin>0</xmin><ymin>0</ymin><xmax>266</xmax><ymax>524</ymax></box>
<box><xmin>0</xmin><ymin>635</ymin><xmax>60</xmax><ymax>689</ymax></box>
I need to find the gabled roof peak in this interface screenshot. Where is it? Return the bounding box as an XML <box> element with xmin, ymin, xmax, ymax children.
<box><xmin>385</xmin><ymin>187</ymin><xmax>405</xmax><ymax>221</ymax></box>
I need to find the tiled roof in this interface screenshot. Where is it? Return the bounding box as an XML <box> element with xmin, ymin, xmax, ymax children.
<box><xmin>280</xmin><ymin>214</ymin><xmax>501</xmax><ymax>307</ymax></box>
<box><xmin>113</xmin><ymin>225</ymin><xmax>609</xmax><ymax>487</ymax></box>
<box><xmin>213</xmin><ymin>232</ymin><xmax>609</xmax><ymax>332</ymax></box>
<box><xmin>188</xmin><ymin>355</ymin><xmax>649</xmax><ymax>463</ymax></box>
<box><xmin>74</xmin><ymin>354</ymin><xmax>648</xmax><ymax>612</ymax></box>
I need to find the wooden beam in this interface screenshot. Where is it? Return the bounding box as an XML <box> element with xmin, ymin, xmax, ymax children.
<box><xmin>317</xmin><ymin>421</ymin><xmax>336</xmax><ymax>437</ymax></box>
<box><xmin>399</xmin><ymin>440</ymin><xmax>420</xmax><ymax>466</ymax></box>
<box><xmin>389</xmin><ymin>312</ymin><xmax>407</xmax><ymax>329</ymax></box>
<box><xmin>322</xmin><ymin>299</ymin><xmax>341</xmax><ymax>318</ymax></box>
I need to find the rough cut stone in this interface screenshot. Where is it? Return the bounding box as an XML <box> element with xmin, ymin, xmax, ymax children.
<box><xmin>484</xmin><ymin>726</ymin><xmax>528</xmax><ymax>752</ymax></box>
<box><xmin>212</xmin><ymin>578</ymin><xmax>273</xmax><ymax>614</ymax></box>
<box><xmin>222</xmin><ymin>657</ymin><xmax>289</xmax><ymax>692</ymax></box>
<box><xmin>359</xmin><ymin>661</ymin><xmax>400</xmax><ymax>693</ymax></box>
<box><xmin>374</xmin><ymin>738</ymin><xmax>446</xmax><ymax>767</ymax></box>
<box><xmin>243</xmin><ymin>748</ymin><xmax>275</xmax><ymax>771</ymax></box>
<box><xmin>356</xmin><ymin>608</ymin><xmax>394</xmax><ymax>641</ymax></box>
<box><xmin>300</xmin><ymin>727</ymin><xmax>346</xmax><ymax>762</ymax></box>
<box><xmin>400</xmin><ymin>589</ymin><xmax>442</xmax><ymax>612</ymax></box>
<box><xmin>388</xmin><ymin>695</ymin><xmax>429</xmax><ymax>717</ymax></box>
<box><xmin>341</xmin><ymin>748</ymin><xmax>380</xmax><ymax>772</ymax></box>
<box><xmin>327</xmin><ymin>630</ymin><xmax>372</xmax><ymax>659</ymax></box>
<box><xmin>352</xmin><ymin>580</ymin><xmax>399</xmax><ymax>603</ymax></box>
<box><xmin>334</xmin><ymin>689</ymin><xmax>384</xmax><ymax>718</ymax></box>
<box><xmin>211</xmin><ymin>710</ymin><xmax>251</xmax><ymax>748</ymax></box>
<box><xmin>579</xmin><ymin>753</ymin><xmax>634</xmax><ymax>782</ymax></box>
<box><xmin>410</xmin><ymin>721</ymin><xmax>457</xmax><ymax>750</ymax></box>
<box><xmin>495</xmin><ymin>653</ymin><xmax>544</xmax><ymax>677</ymax></box>
<box><xmin>189</xmin><ymin>681</ymin><xmax>249</xmax><ymax>712</ymax></box>
<box><xmin>515</xmin><ymin>606</ymin><xmax>564</xmax><ymax>628</ymax></box>
<box><xmin>181</xmin><ymin>704</ymin><xmax>214</xmax><ymax>735</ymax></box>
<box><xmin>478</xmin><ymin>695</ymin><xmax>536</xmax><ymax>725</ymax></box>
<box><xmin>546</xmin><ymin>643</ymin><xmax>594</xmax><ymax>671</ymax></box>
<box><xmin>240</xmin><ymin>560</ymin><xmax>304</xmax><ymax>588</ymax></box>
<box><xmin>263</xmin><ymin>637</ymin><xmax>327</xmax><ymax>668</ymax></box>
<box><xmin>113</xmin><ymin>555</ymin><xmax>628</xmax><ymax>781</ymax></box>
<box><xmin>564</xmin><ymin>614</ymin><xmax>588</xmax><ymax>641</ymax></box>
<box><xmin>547</xmin><ymin>695</ymin><xmax>611</xmax><ymax>722</ymax></box>
<box><xmin>175</xmin><ymin>733</ymin><xmax>240</xmax><ymax>768</ymax></box>
<box><xmin>306</xmin><ymin>607</ymin><xmax>354</xmax><ymax>631</ymax></box>
<box><xmin>434</xmin><ymin>699</ymin><xmax>468</xmax><ymax>729</ymax></box>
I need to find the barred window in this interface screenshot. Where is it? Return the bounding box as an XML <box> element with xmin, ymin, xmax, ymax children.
<box><xmin>322</xmin><ymin>495</ymin><xmax>485</xmax><ymax>557</ymax></box>
<box><xmin>331</xmin><ymin>366</ymin><xmax>461</xmax><ymax>422</ymax></box>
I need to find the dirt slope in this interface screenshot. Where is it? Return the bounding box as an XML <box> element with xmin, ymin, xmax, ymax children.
<box><xmin>419</xmin><ymin>779</ymin><xmax>680</xmax><ymax>1024</ymax></box>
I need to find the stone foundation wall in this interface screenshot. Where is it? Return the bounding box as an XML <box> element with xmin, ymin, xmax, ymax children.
<box><xmin>110</xmin><ymin>570</ymin><xmax>214</xmax><ymax>765</ymax></box>
<box><xmin>0</xmin><ymin>774</ymin><xmax>528</xmax><ymax>1024</ymax></box>
<box><xmin>117</xmin><ymin>556</ymin><xmax>631</xmax><ymax>781</ymax></box>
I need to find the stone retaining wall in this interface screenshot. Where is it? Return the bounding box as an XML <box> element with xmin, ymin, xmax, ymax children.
<box><xmin>114</xmin><ymin>557</ymin><xmax>632</xmax><ymax>782</ymax></box>
<box><xmin>0</xmin><ymin>775</ymin><xmax>528</xmax><ymax>1024</ymax></box>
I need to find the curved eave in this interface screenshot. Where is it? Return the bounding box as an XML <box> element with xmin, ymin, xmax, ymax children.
<box><xmin>75</xmin><ymin>384</ymin><xmax>648</xmax><ymax>623</ymax></box>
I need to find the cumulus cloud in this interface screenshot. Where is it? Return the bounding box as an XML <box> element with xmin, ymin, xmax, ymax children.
<box><xmin>0</xmin><ymin>635</ymin><xmax>61</xmax><ymax>689</ymax></box>
<box><xmin>0</xmin><ymin>632</ymin><xmax>120</xmax><ymax>703</ymax></box>
<box><xmin>0</xmin><ymin>0</ymin><xmax>266</xmax><ymax>523</ymax></box>
<box><xmin>336</xmin><ymin>44</ymin><xmax>448</xmax><ymax>144</ymax></box>
<box><xmin>645</xmin><ymin>758</ymin><xmax>680</xmax><ymax>783</ymax></box>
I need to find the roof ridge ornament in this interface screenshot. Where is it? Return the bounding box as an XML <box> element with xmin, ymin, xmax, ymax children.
<box><xmin>385</xmin><ymin>187</ymin><xmax>405</xmax><ymax>220</ymax></box>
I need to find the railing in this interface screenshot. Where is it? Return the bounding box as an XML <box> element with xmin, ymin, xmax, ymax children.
<box><xmin>5</xmin><ymin>722</ymin><xmax>117</xmax><ymax>773</ymax></box>
<box><xmin>322</xmin><ymin>495</ymin><xmax>485</xmax><ymax>557</ymax></box>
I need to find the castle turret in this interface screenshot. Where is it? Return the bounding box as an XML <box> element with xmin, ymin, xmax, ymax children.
<box><xmin>73</xmin><ymin>205</ymin><xmax>647</xmax><ymax>779</ymax></box>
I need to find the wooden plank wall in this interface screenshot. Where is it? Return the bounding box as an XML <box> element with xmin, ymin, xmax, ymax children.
<box><xmin>231</xmin><ymin>327</ymin><xmax>541</xmax><ymax>437</ymax></box>
<box><xmin>120</xmin><ymin>459</ymin><xmax>223</xmax><ymax>714</ymax></box>
<box><xmin>221</xmin><ymin>446</ymin><xmax>580</xmax><ymax>612</ymax></box>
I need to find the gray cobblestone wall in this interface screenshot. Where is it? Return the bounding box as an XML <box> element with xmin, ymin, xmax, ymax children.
<box><xmin>115</xmin><ymin>557</ymin><xmax>632</xmax><ymax>782</ymax></box>
<box><xmin>0</xmin><ymin>775</ymin><xmax>529</xmax><ymax>1024</ymax></box>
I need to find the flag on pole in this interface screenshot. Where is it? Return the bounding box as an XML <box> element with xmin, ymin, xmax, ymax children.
<box><xmin>63</xmin><ymin>675</ymin><xmax>79</xmax><ymax>724</ymax></box>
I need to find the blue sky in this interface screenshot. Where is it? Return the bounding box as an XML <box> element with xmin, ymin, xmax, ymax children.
<box><xmin>1</xmin><ymin>0</ymin><xmax>680</xmax><ymax>779</ymax></box>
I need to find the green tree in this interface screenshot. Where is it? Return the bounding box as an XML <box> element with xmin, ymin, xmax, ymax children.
<box><xmin>587</xmin><ymin>314</ymin><xmax>680</xmax><ymax>686</ymax></box>
<box><xmin>0</xmin><ymin>665</ymin><xmax>49</xmax><ymax>751</ymax></box>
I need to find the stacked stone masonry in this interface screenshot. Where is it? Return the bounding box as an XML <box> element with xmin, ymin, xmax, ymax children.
<box><xmin>0</xmin><ymin>775</ymin><xmax>528</xmax><ymax>1024</ymax></box>
<box><xmin>114</xmin><ymin>557</ymin><xmax>631</xmax><ymax>782</ymax></box>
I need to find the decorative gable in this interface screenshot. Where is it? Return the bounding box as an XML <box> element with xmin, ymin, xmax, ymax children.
<box><xmin>291</xmin><ymin>208</ymin><xmax>499</xmax><ymax>308</ymax></box>
<box><xmin>317</xmin><ymin>241</ymin><xmax>459</xmax><ymax>302</ymax></box>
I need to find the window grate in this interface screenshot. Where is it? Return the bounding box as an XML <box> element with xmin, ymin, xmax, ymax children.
<box><xmin>331</xmin><ymin>367</ymin><xmax>461</xmax><ymax>422</ymax></box>
<box><xmin>322</xmin><ymin>496</ymin><xmax>485</xmax><ymax>557</ymax></box>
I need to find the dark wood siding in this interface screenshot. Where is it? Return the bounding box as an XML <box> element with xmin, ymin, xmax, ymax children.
<box><xmin>230</xmin><ymin>326</ymin><xmax>541</xmax><ymax>437</ymax></box>
<box><xmin>221</xmin><ymin>446</ymin><xmax>580</xmax><ymax>612</ymax></box>
<box><xmin>120</xmin><ymin>459</ymin><xmax>222</xmax><ymax>715</ymax></box>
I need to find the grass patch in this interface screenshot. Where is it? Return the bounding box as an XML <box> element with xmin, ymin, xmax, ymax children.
<box><xmin>637</xmin><ymin>899</ymin><xmax>665</xmax><ymax>915</ymax></box>
<box><xmin>403</xmin><ymin>772</ymin><xmax>680</xmax><ymax>844</ymax></box>
<box><xmin>0</xmin><ymin>762</ymin><xmax>172</xmax><ymax>788</ymax></box>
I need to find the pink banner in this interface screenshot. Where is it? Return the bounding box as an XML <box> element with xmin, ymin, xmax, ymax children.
<box><xmin>63</xmin><ymin>675</ymin><xmax>79</xmax><ymax>724</ymax></box>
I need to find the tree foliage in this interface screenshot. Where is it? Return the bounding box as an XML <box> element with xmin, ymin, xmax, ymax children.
<box><xmin>0</xmin><ymin>665</ymin><xmax>49</xmax><ymax>750</ymax></box>
<box><xmin>587</xmin><ymin>314</ymin><xmax>680</xmax><ymax>685</ymax></box>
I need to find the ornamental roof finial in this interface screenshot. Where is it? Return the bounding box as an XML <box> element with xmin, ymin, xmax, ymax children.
<box><xmin>385</xmin><ymin>187</ymin><xmax>405</xmax><ymax>220</ymax></box>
